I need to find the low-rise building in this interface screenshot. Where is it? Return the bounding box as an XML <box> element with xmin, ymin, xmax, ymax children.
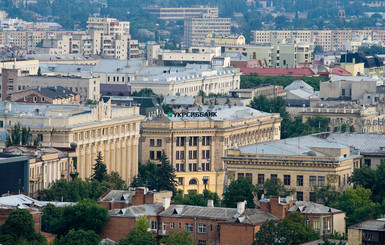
<box><xmin>348</xmin><ymin>219</ymin><xmax>385</xmax><ymax>245</ymax></box>
<box><xmin>156</xmin><ymin>46</ymin><xmax>221</xmax><ymax>66</ymax></box>
<box><xmin>205</xmin><ymin>34</ymin><xmax>246</xmax><ymax>46</ymax></box>
<box><xmin>340</xmin><ymin>52</ymin><xmax>384</xmax><ymax>76</ymax></box>
<box><xmin>223</xmin><ymin>135</ymin><xmax>362</xmax><ymax>202</ymax></box>
<box><xmin>141</xmin><ymin>105</ymin><xmax>282</xmax><ymax>195</ymax></box>
<box><xmin>10</xmin><ymin>86</ymin><xmax>80</xmax><ymax>104</ymax></box>
<box><xmin>0</xmin><ymin>59</ymin><xmax>39</xmax><ymax>75</ymax></box>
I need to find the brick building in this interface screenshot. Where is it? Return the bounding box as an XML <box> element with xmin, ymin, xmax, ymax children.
<box><xmin>9</xmin><ymin>86</ymin><xmax>81</xmax><ymax>104</ymax></box>
<box><xmin>101</xmin><ymin>199</ymin><xmax>279</xmax><ymax>244</ymax></box>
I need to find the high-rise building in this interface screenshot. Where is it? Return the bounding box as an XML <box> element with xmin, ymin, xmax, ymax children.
<box><xmin>143</xmin><ymin>6</ymin><xmax>218</xmax><ymax>20</ymax></box>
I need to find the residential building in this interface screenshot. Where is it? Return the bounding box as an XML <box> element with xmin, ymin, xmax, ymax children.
<box><xmin>320</xmin><ymin>75</ymin><xmax>380</xmax><ymax>101</ymax></box>
<box><xmin>98</xmin><ymin>187</ymin><xmax>173</xmax><ymax>210</ymax></box>
<box><xmin>223</xmin><ymin>52</ymin><xmax>268</xmax><ymax>68</ymax></box>
<box><xmin>143</xmin><ymin>6</ymin><xmax>218</xmax><ymax>20</ymax></box>
<box><xmin>131</xmin><ymin>64</ymin><xmax>241</xmax><ymax>96</ymax></box>
<box><xmin>0</xmin><ymin>59</ymin><xmax>39</xmax><ymax>75</ymax></box>
<box><xmin>205</xmin><ymin>34</ymin><xmax>246</xmax><ymax>46</ymax></box>
<box><xmin>251</xmin><ymin>30</ymin><xmax>385</xmax><ymax>52</ymax></box>
<box><xmin>301</xmin><ymin>101</ymin><xmax>385</xmax><ymax>133</ymax></box>
<box><xmin>9</xmin><ymin>86</ymin><xmax>81</xmax><ymax>104</ymax></box>
<box><xmin>1</xmin><ymin>68</ymin><xmax>100</xmax><ymax>101</ymax></box>
<box><xmin>184</xmin><ymin>15</ymin><xmax>231</xmax><ymax>48</ymax></box>
<box><xmin>340</xmin><ymin>52</ymin><xmax>384</xmax><ymax>76</ymax></box>
<box><xmin>348</xmin><ymin>219</ymin><xmax>385</xmax><ymax>245</ymax></box>
<box><xmin>0</xmin><ymin>100</ymin><xmax>145</xmax><ymax>183</ymax></box>
<box><xmin>141</xmin><ymin>105</ymin><xmax>282</xmax><ymax>195</ymax></box>
<box><xmin>317</xmin><ymin>132</ymin><xmax>385</xmax><ymax>169</ymax></box>
<box><xmin>2</xmin><ymin>146</ymin><xmax>76</xmax><ymax>199</ymax></box>
<box><xmin>0</xmin><ymin>154</ymin><xmax>29</xmax><ymax>195</ymax></box>
<box><xmin>223</xmin><ymin>135</ymin><xmax>362</xmax><ymax>201</ymax></box>
<box><xmin>101</xmin><ymin>199</ymin><xmax>279</xmax><ymax>244</ymax></box>
<box><xmin>260</xmin><ymin>196</ymin><xmax>346</xmax><ymax>235</ymax></box>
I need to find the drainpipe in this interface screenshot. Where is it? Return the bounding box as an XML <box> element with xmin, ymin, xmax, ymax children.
<box><xmin>194</xmin><ymin>215</ymin><xmax>197</xmax><ymax>242</ymax></box>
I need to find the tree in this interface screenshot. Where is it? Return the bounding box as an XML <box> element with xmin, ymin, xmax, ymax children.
<box><xmin>257</xmin><ymin>178</ymin><xmax>295</xmax><ymax>197</ymax></box>
<box><xmin>313</xmin><ymin>45</ymin><xmax>324</xmax><ymax>54</ymax></box>
<box><xmin>254</xmin><ymin>220</ymin><xmax>289</xmax><ymax>245</ymax></box>
<box><xmin>119</xmin><ymin>216</ymin><xmax>156</xmax><ymax>245</ymax></box>
<box><xmin>54</xmin><ymin>229</ymin><xmax>100</xmax><ymax>245</ymax></box>
<box><xmin>21</xmin><ymin>126</ymin><xmax>31</xmax><ymax>145</ymax></box>
<box><xmin>92</xmin><ymin>152</ymin><xmax>107</xmax><ymax>182</ymax></box>
<box><xmin>173</xmin><ymin>189</ymin><xmax>222</xmax><ymax>207</ymax></box>
<box><xmin>131</xmin><ymin>88</ymin><xmax>156</xmax><ymax>97</ymax></box>
<box><xmin>6</xmin><ymin>123</ymin><xmax>21</xmax><ymax>146</ymax></box>
<box><xmin>334</xmin><ymin>186</ymin><xmax>379</xmax><ymax>226</ymax></box>
<box><xmin>157</xmin><ymin>150</ymin><xmax>177</xmax><ymax>192</ymax></box>
<box><xmin>44</xmin><ymin>199</ymin><xmax>108</xmax><ymax>237</ymax></box>
<box><xmin>223</xmin><ymin>178</ymin><xmax>256</xmax><ymax>208</ymax></box>
<box><xmin>160</xmin><ymin>230</ymin><xmax>194</xmax><ymax>245</ymax></box>
<box><xmin>0</xmin><ymin>209</ymin><xmax>47</xmax><ymax>245</ymax></box>
<box><xmin>314</xmin><ymin>184</ymin><xmax>341</xmax><ymax>206</ymax></box>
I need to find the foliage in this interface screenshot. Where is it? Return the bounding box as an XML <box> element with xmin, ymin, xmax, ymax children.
<box><xmin>358</xmin><ymin>45</ymin><xmax>385</xmax><ymax>55</ymax></box>
<box><xmin>257</xmin><ymin>178</ymin><xmax>295</xmax><ymax>197</ymax></box>
<box><xmin>313</xmin><ymin>45</ymin><xmax>324</xmax><ymax>54</ymax></box>
<box><xmin>254</xmin><ymin>213</ymin><xmax>320</xmax><ymax>245</ymax></box>
<box><xmin>131</xmin><ymin>88</ymin><xmax>156</xmax><ymax>97</ymax></box>
<box><xmin>84</xmin><ymin>99</ymin><xmax>98</xmax><ymax>105</ymax></box>
<box><xmin>326</xmin><ymin>231</ymin><xmax>345</xmax><ymax>240</ymax></box>
<box><xmin>44</xmin><ymin>172</ymin><xmax>127</xmax><ymax>202</ymax></box>
<box><xmin>334</xmin><ymin>186</ymin><xmax>379</xmax><ymax>227</ymax></box>
<box><xmin>43</xmin><ymin>199</ymin><xmax>108</xmax><ymax>237</ymax></box>
<box><xmin>91</xmin><ymin>152</ymin><xmax>107</xmax><ymax>182</ymax></box>
<box><xmin>223</xmin><ymin>177</ymin><xmax>256</xmax><ymax>208</ymax></box>
<box><xmin>131</xmin><ymin>151</ymin><xmax>177</xmax><ymax>192</ymax></box>
<box><xmin>160</xmin><ymin>230</ymin><xmax>194</xmax><ymax>245</ymax></box>
<box><xmin>6</xmin><ymin>123</ymin><xmax>30</xmax><ymax>146</ymax></box>
<box><xmin>0</xmin><ymin>209</ymin><xmax>47</xmax><ymax>245</ymax></box>
<box><xmin>118</xmin><ymin>216</ymin><xmax>156</xmax><ymax>245</ymax></box>
<box><xmin>54</xmin><ymin>229</ymin><xmax>100</xmax><ymax>245</ymax></box>
<box><xmin>162</xmin><ymin>104</ymin><xmax>173</xmax><ymax>114</ymax></box>
<box><xmin>313</xmin><ymin>184</ymin><xmax>341</xmax><ymax>206</ymax></box>
<box><xmin>173</xmin><ymin>189</ymin><xmax>222</xmax><ymax>207</ymax></box>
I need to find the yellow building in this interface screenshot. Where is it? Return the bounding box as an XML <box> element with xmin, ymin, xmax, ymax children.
<box><xmin>140</xmin><ymin>105</ymin><xmax>282</xmax><ymax>195</ymax></box>
<box><xmin>223</xmin><ymin>135</ymin><xmax>362</xmax><ymax>202</ymax></box>
<box><xmin>0</xmin><ymin>100</ymin><xmax>145</xmax><ymax>183</ymax></box>
<box><xmin>205</xmin><ymin>34</ymin><xmax>246</xmax><ymax>46</ymax></box>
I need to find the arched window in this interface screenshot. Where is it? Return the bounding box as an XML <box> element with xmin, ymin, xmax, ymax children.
<box><xmin>189</xmin><ymin>179</ymin><xmax>197</xmax><ymax>185</ymax></box>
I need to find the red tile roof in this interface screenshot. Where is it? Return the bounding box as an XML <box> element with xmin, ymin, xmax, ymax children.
<box><xmin>331</xmin><ymin>67</ymin><xmax>352</xmax><ymax>76</ymax></box>
<box><xmin>240</xmin><ymin>67</ymin><xmax>316</xmax><ymax>77</ymax></box>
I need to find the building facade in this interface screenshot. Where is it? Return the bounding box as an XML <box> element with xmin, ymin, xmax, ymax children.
<box><xmin>223</xmin><ymin>135</ymin><xmax>362</xmax><ymax>202</ymax></box>
<box><xmin>143</xmin><ymin>6</ymin><xmax>218</xmax><ymax>20</ymax></box>
<box><xmin>10</xmin><ymin>86</ymin><xmax>81</xmax><ymax>104</ymax></box>
<box><xmin>0</xmin><ymin>100</ymin><xmax>145</xmax><ymax>183</ymax></box>
<box><xmin>141</xmin><ymin>105</ymin><xmax>282</xmax><ymax>195</ymax></box>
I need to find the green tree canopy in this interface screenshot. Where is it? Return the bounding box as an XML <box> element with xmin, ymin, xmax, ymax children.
<box><xmin>91</xmin><ymin>152</ymin><xmax>107</xmax><ymax>182</ymax></box>
<box><xmin>257</xmin><ymin>178</ymin><xmax>295</xmax><ymax>197</ymax></box>
<box><xmin>54</xmin><ymin>229</ymin><xmax>100</xmax><ymax>245</ymax></box>
<box><xmin>313</xmin><ymin>184</ymin><xmax>341</xmax><ymax>207</ymax></box>
<box><xmin>223</xmin><ymin>178</ymin><xmax>256</xmax><ymax>208</ymax></box>
<box><xmin>131</xmin><ymin>88</ymin><xmax>156</xmax><ymax>97</ymax></box>
<box><xmin>118</xmin><ymin>216</ymin><xmax>156</xmax><ymax>245</ymax></box>
<box><xmin>0</xmin><ymin>209</ymin><xmax>47</xmax><ymax>245</ymax></box>
<box><xmin>173</xmin><ymin>189</ymin><xmax>222</xmax><ymax>207</ymax></box>
<box><xmin>160</xmin><ymin>230</ymin><xmax>194</xmax><ymax>245</ymax></box>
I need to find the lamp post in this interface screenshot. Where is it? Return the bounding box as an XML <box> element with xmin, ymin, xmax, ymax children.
<box><xmin>202</xmin><ymin>176</ymin><xmax>209</xmax><ymax>190</ymax></box>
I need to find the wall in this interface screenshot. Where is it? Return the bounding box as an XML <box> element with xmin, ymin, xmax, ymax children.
<box><xmin>219</xmin><ymin>223</ymin><xmax>258</xmax><ymax>245</ymax></box>
<box><xmin>348</xmin><ymin>228</ymin><xmax>362</xmax><ymax>245</ymax></box>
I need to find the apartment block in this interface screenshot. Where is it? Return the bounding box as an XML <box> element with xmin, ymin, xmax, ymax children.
<box><xmin>223</xmin><ymin>135</ymin><xmax>362</xmax><ymax>202</ymax></box>
<box><xmin>0</xmin><ymin>100</ymin><xmax>145</xmax><ymax>183</ymax></box>
<box><xmin>252</xmin><ymin>29</ymin><xmax>385</xmax><ymax>51</ymax></box>
<box><xmin>184</xmin><ymin>15</ymin><xmax>231</xmax><ymax>48</ymax></box>
<box><xmin>141</xmin><ymin>105</ymin><xmax>282</xmax><ymax>195</ymax></box>
<box><xmin>144</xmin><ymin>6</ymin><xmax>218</xmax><ymax>20</ymax></box>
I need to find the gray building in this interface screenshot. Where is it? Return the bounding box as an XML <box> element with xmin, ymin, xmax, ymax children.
<box><xmin>0</xmin><ymin>154</ymin><xmax>29</xmax><ymax>195</ymax></box>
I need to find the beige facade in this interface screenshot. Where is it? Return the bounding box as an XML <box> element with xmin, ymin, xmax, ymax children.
<box><xmin>0</xmin><ymin>100</ymin><xmax>145</xmax><ymax>183</ymax></box>
<box><xmin>156</xmin><ymin>46</ymin><xmax>221</xmax><ymax>66</ymax></box>
<box><xmin>141</xmin><ymin>105</ymin><xmax>282</xmax><ymax>195</ymax></box>
<box><xmin>144</xmin><ymin>6</ymin><xmax>219</xmax><ymax>20</ymax></box>
<box><xmin>223</xmin><ymin>135</ymin><xmax>362</xmax><ymax>202</ymax></box>
<box><xmin>205</xmin><ymin>34</ymin><xmax>246</xmax><ymax>46</ymax></box>
<box><xmin>251</xmin><ymin>29</ymin><xmax>385</xmax><ymax>51</ymax></box>
<box><xmin>0</xmin><ymin>59</ymin><xmax>39</xmax><ymax>75</ymax></box>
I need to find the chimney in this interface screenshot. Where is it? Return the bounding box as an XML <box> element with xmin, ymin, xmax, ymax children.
<box><xmin>207</xmin><ymin>200</ymin><xmax>214</xmax><ymax>207</ymax></box>
<box><xmin>237</xmin><ymin>201</ymin><xmax>246</xmax><ymax>214</ymax></box>
<box><xmin>163</xmin><ymin>197</ymin><xmax>170</xmax><ymax>210</ymax></box>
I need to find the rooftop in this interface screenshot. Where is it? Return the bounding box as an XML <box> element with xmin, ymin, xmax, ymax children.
<box><xmin>109</xmin><ymin>203</ymin><xmax>164</xmax><ymax>217</ymax></box>
<box><xmin>285</xmin><ymin>79</ymin><xmax>314</xmax><ymax>93</ymax></box>
<box><xmin>240</xmin><ymin>67</ymin><xmax>316</xmax><ymax>77</ymax></box>
<box><xmin>288</xmin><ymin>201</ymin><xmax>343</xmax><ymax>214</ymax></box>
<box><xmin>321</xmin><ymin>133</ymin><xmax>385</xmax><ymax>154</ymax></box>
<box><xmin>0</xmin><ymin>194</ymin><xmax>75</xmax><ymax>209</ymax></box>
<box><xmin>163</xmin><ymin>95</ymin><xmax>196</xmax><ymax>106</ymax></box>
<box><xmin>349</xmin><ymin>219</ymin><xmax>385</xmax><ymax>231</ymax></box>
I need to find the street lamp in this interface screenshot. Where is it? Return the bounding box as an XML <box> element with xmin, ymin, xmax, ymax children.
<box><xmin>202</xmin><ymin>176</ymin><xmax>209</xmax><ymax>190</ymax></box>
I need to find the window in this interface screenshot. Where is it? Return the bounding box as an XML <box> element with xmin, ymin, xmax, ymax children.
<box><xmin>297</xmin><ymin>192</ymin><xmax>303</xmax><ymax>201</ymax></box>
<box><xmin>150</xmin><ymin>139</ymin><xmax>155</xmax><ymax>146</ymax></box>
<box><xmin>178</xmin><ymin>177</ymin><xmax>184</xmax><ymax>185</ymax></box>
<box><xmin>323</xmin><ymin>216</ymin><xmax>332</xmax><ymax>233</ymax></box>
<box><xmin>318</xmin><ymin>176</ymin><xmax>325</xmax><ymax>187</ymax></box>
<box><xmin>176</xmin><ymin>151</ymin><xmax>180</xmax><ymax>160</ymax></box>
<box><xmin>151</xmin><ymin>221</ymin><xmax>158</xmax><ymax>230</ymax></box>
<box><xmin>150</xmin><ymin>151</ymin><xmax>154</xmax><ymax>159</ymax></box>
<box><xmin>180</xmin><ymin>164</ymin><xmax>185</xmax><ymax>172</ymax></box>
<box><xmin>170</xmin><ymin>222</ymin><xmax>174</xmax><ymax>229</ymax></box>
<box><xmin>284</xmin><ymin>175</ymin><xmax>291</xmax><ymax>186</ymax></box>
<box><xmin>202</xmin><ymin>136</ymin><xmax>211</xmax><ymax>146</ymax></box>
<box><xmin>179</xmin><ymin>223</ymin><xmax>181</xmax><ymax>229</ymax></box>
<box><xmin>313</xmin><ymin>217</ymin><xmax>321</xmax><ymax>232</ymax></box>
<box><xmin>189</xmin><ymin>136</ymin><xmax>198</xmax><ymax>146</ymax></box>
<box><xmin>189</xmin><ymin>179</ymin><xmax>197</xmax><ymax>185</ymax></box>
<box><xmin>238</xmin><ymin>173</ymin><xmax>245</xmax><ymax>179</ymax></box>
<box><xmin>206</xmin><ymin>163</ymin><xmax>210</xmax><ymax>171</ymax></box>
<box><xmin>246</xmin><ymin>173</ymin><xmax>253</xmax><ymax>179</ymax></box>
<box><xmin>198</xmin><ymin>224</ymin><xmax>207</xmax><ymax>234</ymax></box>
<box><xmin>271</xmin><ymin>174</ymin><xmax>277</xmax><ymax>180</ymax></box>
<box><xmin>33</xmin><ymin>96</ymin><xmax>37</xmax><ymax>102</ymax></box>
<box><xmin>189</xmin><ymin>150</ymin><xmax>197</xmax><ymax>159</ymax></box>
<box><xmin>24</xmin><ymin>96</ymin><xmax>27</xmax><ymax>102</ymax></box>
<box><xmin>176</xmin><ymin>137</ymin><xmax>185</xmax><ymax>146</ymax></box>
<box><xmin>156</xmin><ymin>151</ymin><xmax>162</xmax><ymax>160</ymax></box>
<box><xmin>0</xmin><ymin>121</ymin><xmax>3</xmax><ymax>128</ymax></box>
<box><xmin>297</xmin><ymin>175</ymin><xmax>303</xmax><ymax>186</ymax></box>
<box><xmin>202</xmin><ymin>150</ymin><xmax>210</xmax><ymax>159</ymax></box>
<box><xmin>198</xmin><ymin>241</ymin><xmax>207</xmax><ymax>245</ymax></box>
<box><xmin>309</xmin><ymin>192</ymin><xmax>316</xmax><ymax>202</ymax></box>
<box><xmin>185</xmin><ymin>223</ymin><xmax>193</xmax><ymax>233</ymax></box>
<box><xmin>157</xmin><ymin>139</ymin><xmax>162</xmax><ymax>147</ymax></box>
<box><xmin>176</xmin><ymin>164</ymin><xmax>180</xmax><ymax>172</ymax></box>
<box><xmin>41</xmin><ymin>97</ymin><xmax>45</xmax><ymax>102</ymax></box>
<box><xmin>8</xmin><ymin>78</ymin><xmax>13</xmax><ymax>83</ymax></box>
<box><xmin>177</xmin><ymin>151</ymin><xmax>185</xmax><ymax>160</ymax></box>
<box><xmin>8</xmin><ymin>85</ymin><xmax>13</xmax><ymax>91</ymax></box>
<box><xmin>364</xmin><ymin>159</ymin><xmax>371</xmax><ymax>167</ymax></box>
<box><xmin>310</xmin><ymin>176</ymin><xmax>317</xmax><ymax>187</ymax></box>
<box><xmin>258</xmin><ymin>174</ymin><xmax>264</xmax><ymax>184</ymax></box>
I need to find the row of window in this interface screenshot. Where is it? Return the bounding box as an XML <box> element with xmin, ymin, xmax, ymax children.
<box><xmin>175</xmin><ymin>163</ymin><xmax>210</xmax><ymax>172</ymax></box>
<box><xmin>238</xmin><ymin>173</ymin><xmax>326</xmax><ymax>187</ymax></box>
<box><xmin>149</xmin><ymin>139</ymin><xmax>162</xmax><ymax>147</ymax></box>
<box><xmin>152</xmin><ymin>221</ymin><xmax>211</xmax><ymax>234</ymax></box>
<box><xmin>176</xmin><ymin>136</ymin><xmax>211</xmax><ymax>146</ymax></box>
